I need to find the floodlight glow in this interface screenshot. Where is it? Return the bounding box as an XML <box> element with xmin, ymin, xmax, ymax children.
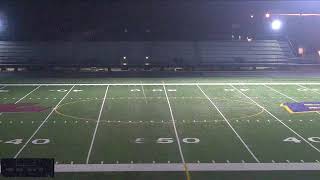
<box><xmin>145</xmin><ymin>56</ymin><xmax>149</xmax><ymax>60</ymax></box>
<box><xmin>123</xmin><ymin>56</ymin><xmax>127</xmax><ymax>60</ymax></box>
<box><xmin>265</xmin><ymin>13</ymin><xmax>271</xmax><ymax>18</ymax></box>
<box><xmin>318</xmin><ymin>50</ymin><xmax>320</xmax><ymax>57</ymax></box>
<box><xmin>250</xmin><ymin>14</ymin><xmax>254</xmax><ymax>18</ymax></box>
<box><xmin>271</xmin><ymin>20</ymin><xmax>282</xmax><ymax>30</ymax></box>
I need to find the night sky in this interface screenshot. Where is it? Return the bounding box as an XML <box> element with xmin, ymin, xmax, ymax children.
<box><xmin>0</xmin><ymin>0</ymin><xmax>319</xmax><ymax>46</ymax></box>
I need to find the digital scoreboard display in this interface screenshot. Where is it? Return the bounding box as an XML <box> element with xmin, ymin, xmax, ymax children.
<box><xmin>1</xmin><ymin>158</ymin><xmax>54</xmax><ymax>177</ymax></box>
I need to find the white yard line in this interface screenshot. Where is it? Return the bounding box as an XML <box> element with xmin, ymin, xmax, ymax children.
<box><xmin>14</xmin><ymin>85</ymin><xmax>76</xmax><ymax>158</ymax></box>
<box><xmin>0</xmin><ymin>85</ymin><xmax>41</xmax><ymax>116</ymax></box>
<box><xmin>298</xmin><ymin>84</ymin><xmax>320</xmax><ymax>96</ymax></box>
<box><xmin>162</xmin><ymin>84</ymin><xmax>187</xmax><ymax>165</ymax></box>
<box><xmin>0</xmin><ymin>85</ymin><xmax>6</xmax><ymax>89</ymax></box>
<box><xmin>2</xmin><ymin>163</ymin><xmax>320</xmax><ymax>173</ymax></box>
<box><xmin>231</xmin><ymin>85</ymin><xmax>320</xmax><ymax>153</ymax></box>
<box><xmin>14</xmin><ymin>85</ymin><xmax>41</xmax><ymax>104</ymax></box>
<box><xmin>264</xmin><ymin>85</ymin><xmax>320</xmax><ymax>116</ymax></box>
<box><xmin>197</xmin><ymin>85</ymin><xmax>260</xmax><ymax>163</ymax></box>
<box><xmin>140</xmin><ymin>81</ymin><xmax>148</xmax><ymax>104</ymax></box>
<box><xmin>86</xmin><ymin>85</ymin><xmax>110</xmax><ymax>164</ymax></box>
<box><xmin>264</xmin><ymin>85</ymin><xmax>298</xmax><ymax>102</ymax></box>
<box><xmin>3</xmin><ymin>82</ymin><xmax>320</xmax><ymax>86</ymax></box>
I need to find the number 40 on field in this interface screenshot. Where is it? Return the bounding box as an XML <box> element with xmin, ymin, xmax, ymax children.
<box><xmin>284</xmin><ymin>137</ymin><xmax>320</xmax><ymax>143</ymax></box>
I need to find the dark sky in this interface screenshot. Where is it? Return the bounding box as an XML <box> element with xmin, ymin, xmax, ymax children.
<box><xmin>0</xmin><ymin>0</ymin><xmax>319</xmax><ymax>42</ymax></box>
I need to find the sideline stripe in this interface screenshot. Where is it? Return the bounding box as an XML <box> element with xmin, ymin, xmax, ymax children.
<box><xmin>14</xmin><ymin>85</ymin><xmax>76</xmax><ymax>158</ymax></box>
<box><xmin>1</xmin><ymin>163</ymin><xmax>319</xmax><ymax>173</ymax></box>
<box><xmin>231</xmin><ymin>85</ymin><xmax>320</xmax><ymax>153</ymax></box>
<box><xmin>163</xmin><ymin>84</ymin><xmax>190</xmax><ymax>180</ymax></box>
<box><xmin>86</xmin><ymin>85</ymin><xmax>109</xmax><ymax>164</ymax></box>
<box><xmin>197</xmin><ymin>85</ymin><xmax>260</xmax><ymax>163</ymax></box>
<box><xmin>3</xmin><ymin>82</ymin><xmax>320</xmax><ymax>86</ymax></box>
<box><xmin>0</xmin><ymin>85</ymin><xmax>40</xmax><ymax>116</ymax></box>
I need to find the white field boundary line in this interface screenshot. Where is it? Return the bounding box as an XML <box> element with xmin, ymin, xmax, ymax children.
<box><xmin>2</xmin><ymin>82</ymin><xmax>320</xmax><ymax>86</ymax></box>
<box><xmin>0</xmin><ymin>85</ymin><xmax>41</xmax><ymax>116</ymax></box>
<box><xmin>231</xmin><ymin>85</ymin><xmax>320</xmax><ymax>153</ymax></box>
<box><xmin>162</xmin><ymin>84</ymin><xmax>187</xmax><ymax>167</ymax></box>
<box><xmin>264</xmin><ymin>85</ymin><xmax>320</xmax><ymax>116</ymax></box>
<box><xmin>86</xmin><ymin>85</ymin><xmax>110</xmax><ymax>164</ymax></box>
<box><xmin>14</xmin><ymin>85</ymin><xmax>76</xmax><ymax>158</ymax></box>
<box><xmin>197</xmin><ymin>85</ymin><xmax>260</xmax><ymax>163</ymax></box>
<box><xmin>1</xmin><ymin>163</ymin><xmax>320</xmax><ymax>173</ymax></box>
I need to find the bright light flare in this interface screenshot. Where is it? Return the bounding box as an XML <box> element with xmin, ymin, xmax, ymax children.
<box><xmin>271</xmin><ymin>20</ymin><xmax>282</xmax><ymax>30</ymax></box>
<box><xmin>265</xmin><ymin>13</ymin><xmax>271</xmax><ymax>18</ymax></box>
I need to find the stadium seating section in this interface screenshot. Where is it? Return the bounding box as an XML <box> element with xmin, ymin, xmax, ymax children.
<box><xmin>0</xmin><ymin>40</ymin><xmax>295</xmax><ymax>67</ymax></box>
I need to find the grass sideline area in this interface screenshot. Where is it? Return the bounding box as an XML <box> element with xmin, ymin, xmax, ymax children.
<box><xmin>1</xmin><ymin>77</ymin><xmax>320</xmax><ymax>179</ymax></box>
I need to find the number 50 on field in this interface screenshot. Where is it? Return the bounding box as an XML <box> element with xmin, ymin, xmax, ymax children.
<box><xmin>134</xmin><ymin>137</ymin><xmax>200</xmax><ymax>144</ymax></box>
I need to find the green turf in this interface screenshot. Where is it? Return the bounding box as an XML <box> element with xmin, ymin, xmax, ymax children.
<box><xmin>1</xmin><ymin>78</ymin><xmax>320</xmax><ymax>179</ymax></box>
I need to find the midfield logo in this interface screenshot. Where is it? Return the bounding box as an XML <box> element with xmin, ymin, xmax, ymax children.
<box><xmin>0</xmin><ymin>103</ymin><xmax>49</xmax><ymax>113</ymax></box>
<box><xmin>281</xmin><ymin>102</ymin><xmax>320</xmax><ymax>114</ymax></box>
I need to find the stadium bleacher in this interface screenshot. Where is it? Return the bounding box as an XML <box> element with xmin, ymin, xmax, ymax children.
<box><xmin>0</xmin><ymin>39</ymin><xmax>316</xmax><ymax>71</ymax></box>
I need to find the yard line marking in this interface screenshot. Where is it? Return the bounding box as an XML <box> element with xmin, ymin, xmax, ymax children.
<box><xmin>0</xmin><ymin>85</ymin><xmax>41</xmax><ymax>116</ymax></box>
<box><xmin>0</xmin><ymin>86</ymin><xmax>6</xmax><ymax>89</ymax></box>
<box><xmin>231</xmin><ymin>85</ymin><xmax>320</xmax><ymax>153</ymax></box>
<box><xmin>140</xmin><ymin>81</ymin><xmax>148</xmax><ymax>104</ymax></box>
<box><xmin>197</xmin><ymin>85</ymin><xmax>260</xmax><ymax>163</ymax></box>
<box><xmin>163</xmin><ymin>84</ymin><xmax>190</xmax><ymax>180</ymax></box>
<box><xmin>5</xmin><ymin>82</ymin><xmax>320</xmax><ymax>86</ymax></box>
<box><xmin>14</xmin><ymin>85</ymin><xmax>41</xmax><ymax>104</ymax></box>
<box><xmin>297</xmin><ymin>84</ymin><xmax>320</xmax><ymax>115</ymax></box>
<box><xmin>264</xmin><ymin>85</ymin><xmax>298</xmax><ymax>102</ymax></box>
<box><xmin>14</xmin><ymin>85</ymin><xmax>76</xmax><ymax>158</ymax></box>
<box><xmin>86</xmin><ymin>85</ymin><xmax>109</xmax><ymax>164</ymax></box>
<box><xmin>265</xmin><ymin>84</ymin><xmax>320</xmax><ymax>116</ymax></box>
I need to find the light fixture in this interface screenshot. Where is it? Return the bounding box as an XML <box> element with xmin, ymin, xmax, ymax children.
<box><xmin>271</xmin><ymin>19</ymin><xmax>282</xmax><ymax>31</ymax></box>
<box><xmin>265</xmin><ymin>13</ymin><xmax>271</xmax><ymax>18</ymax></box>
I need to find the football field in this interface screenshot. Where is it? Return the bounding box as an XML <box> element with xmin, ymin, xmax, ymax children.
<box><xmin>1</xmin><ymin>80</ymin><xmax>320</xmax><ymax>179</ymax></box>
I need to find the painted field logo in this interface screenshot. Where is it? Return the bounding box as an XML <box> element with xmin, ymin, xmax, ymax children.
<box><xmin>281</xmin><ymin>102</ymin><xmax>320</xmax><ymax>114</ymax></box>
<box><xmin>0</xmin><ymin>103</ymin><xmax>49</xmax><ymax>113</ymax></box>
